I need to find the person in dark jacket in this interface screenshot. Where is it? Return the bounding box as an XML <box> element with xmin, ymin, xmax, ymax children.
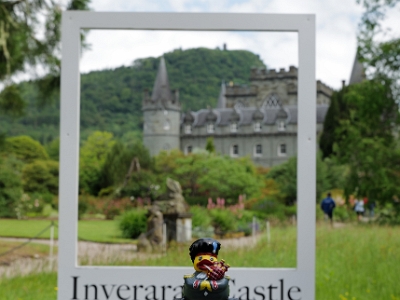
<box><xmin>320</xmin><ymin>192</ymin><xmax>336</xmax><ymax>226</ymax></box>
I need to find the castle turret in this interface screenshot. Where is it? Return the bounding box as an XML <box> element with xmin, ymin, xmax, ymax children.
<box><xmin>216</xmin><ymin>81</ymin><xmax>226</xmax><ymax>109</ymax></box>
<box><xmin>349</xmin><ymin>52</ymin><xmax>366</xmax><ymax>85</ymax></box>
<box><xmin>142</xmin><ymin>57</ymin><xmax>181</xmax><ymax>156</ymax></box>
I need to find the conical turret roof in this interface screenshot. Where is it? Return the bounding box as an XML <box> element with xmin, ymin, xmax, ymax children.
<box><xmin>349</xmin><ymin>52</ymin><xmax>365</xmax><ymax>85</ymax></box>
<box><xmin>151</xmin><ymin>57</ymin><xmax>172</xmax><ymax>104</ymax></box>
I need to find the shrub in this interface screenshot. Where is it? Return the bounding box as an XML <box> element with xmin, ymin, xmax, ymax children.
<box><xmin>235</xmin><ymin>210</ymin><xmax>258</xmax><ymax>236</ymax></box>
<box><xmin>190</xmin><ymin>206</ymin><xmax>212</xmax><ymax>228</ymax></box>
<box><xmin>209</xmin><ymin>209</ymin><xmax>236</xmax><ymax>235</ymax></box>
<box><xmin>101</xmin><ymin>198</ymin><xmax>135</xmax><ymax>220</ymax></box>
<box><xmin>190</xmin><ymin>206</ymin><xmax>214</xmax><ymax>238</ymax></box>
<box><xmin>119</xmin><ymin>209</ymin><xmax>147</xmax><ymax>239</ymax></box>
<box><xmin>248</xmin><ymin>197</ymin><xmax>297</xmax><ymax>221</ymax></box>
<box><xmin>186</xmin><ymin>196</ymin><xmax>208</xmax><ymax>206</ymax></box>
<box><xmin>16</xmin><ymin>193</ymin><xmax>59</xmax><ymax>218</ymax></box>
<box><xmin>22</xmin><ymin>160</ymin><xmax>59</xmax><ymax>195</ymax></box>
<box><xmin>0</xmin><ymin>162</ymin><xmax>23</xmax><ymax>218</ymax></box>
<box><xmin>376</xmin><ymin>203</ymin><xmax>400</xmax><ymax>225</ymax></box>
<box><xmin>78</xmin><ymin>201</ymin><xmax>88</xmax><ymax>220</ymax></box>
<box><xmin>41</xmin><ymin>204</ymin><xmax>56</xmax><ymax>218</ymax></box>
<box><xmin>5</xmin><ymin>135</ymin><xmax>49</xmax><ymax>162</ymax></box>
<box><xmin>334</xmin><ymin>205</ymin><xmax>354</xmax><ymax>222</ymax></box>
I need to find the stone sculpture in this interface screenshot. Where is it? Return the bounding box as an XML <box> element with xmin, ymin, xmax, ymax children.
<box><xmin>156</xmin><ymin>178</ymin><xmax>189</xmax><ymax>214</ymax></box>
<box><xmin>137</xmin><ymin>203</ymin><xmax>163</xmax><ymax>252</ymax></box>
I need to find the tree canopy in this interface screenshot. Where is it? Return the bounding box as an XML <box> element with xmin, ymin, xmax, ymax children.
<box><xmin>4</xmin><ymin>135</ymin><xmax>49</xmax><ymax>162</ymax></box>
<box><xmin>0</xmin><ymin>0</ymin><xmax>90</xmax><ymax>116</ymax></box>
<box><xmin>319</xmin><ymin>0</ymin><xmax>400</xmax><ymax>206</ymax></box>
<box><xmin>357</xmin><ymin>0</ymin><xmax>400</xmax><ymax>92</ymax></box>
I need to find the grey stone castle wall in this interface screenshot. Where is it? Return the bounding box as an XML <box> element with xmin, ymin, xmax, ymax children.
<box><xmin>181</xmin><ymin>123</ymin><xmax>299</xmax><ymax>167</ymax></box>
<box><xmin>143</xmin><ymin>109</ymin><xmax>181</xmax><ymax>156</ymax></box>
<box><xmin>142</xmin><ymin>63</ymin><xmax>332</xmax><ymax>166</ymax></box>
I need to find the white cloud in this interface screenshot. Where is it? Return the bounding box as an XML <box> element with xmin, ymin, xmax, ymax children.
<box><xmin>77</xmin><ymin>0</ymin><xmax>400</xmax><ymax>90</ymax></box>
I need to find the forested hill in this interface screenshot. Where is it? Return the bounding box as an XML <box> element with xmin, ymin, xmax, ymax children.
<box><xmin>1</xmin><ymin>48</ymin><xmax>265</xmax><ymax>143</ymax></box>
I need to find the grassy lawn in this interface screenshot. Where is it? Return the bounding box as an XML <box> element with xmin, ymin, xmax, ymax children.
<box><xmin>0</xmin><ymin>219</ymin><xmax>133</xmax><ymax>244</ymax></box>
<box><xmin>0</xmin><ymin>224</ymin><xmax>400</xmax><ymax>299</ymax></box>
<box><xmin>101</xmin><ymin>226</ymin><xmax>297</xmax><ymax>268</ymax></box>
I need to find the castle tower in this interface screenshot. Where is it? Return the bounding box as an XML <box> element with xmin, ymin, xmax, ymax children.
<box><xmin>216</xmin><ymin>81</ymin><xmax>226</xmax><ymax>109</ymax></box>
<box><xmin>142</xmin><ymin>57</ymin><xmax>181</xmax><ymax>156</ymax></box>
<box><xmin>349</xmin><ymin>52</ymin><xmax>366</xmax><ymax>85</ymax></box>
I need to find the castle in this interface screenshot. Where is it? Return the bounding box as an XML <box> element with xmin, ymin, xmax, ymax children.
<box><xmin>142</xmin><ymin>57</ymin><xmax>334</xmax><ymax>167</ymax></box>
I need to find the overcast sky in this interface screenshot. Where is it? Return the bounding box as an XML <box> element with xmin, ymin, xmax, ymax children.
<box><xmin>77</xmin><ymin>0</ymin><xmax>400</xmax><ymax>90</ymax></box>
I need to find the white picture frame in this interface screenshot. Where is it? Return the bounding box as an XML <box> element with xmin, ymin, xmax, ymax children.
<box><xmin>58</xmin><ymin>12</ymin><xmax>316</xmax><ymax>300</ymax></box>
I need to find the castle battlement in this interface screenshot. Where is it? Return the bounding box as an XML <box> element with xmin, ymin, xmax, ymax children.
<box><xmin>250</xmin><ymin>65</ymin><xmax>298</xmax><ymax>80</ymax></box>
<box><xmin>225</xmin><ymin>85</ymin><xmax>257</xmax><ymax>96</ymax></box>
<box><xmin>316</xmin><ymin>80</ymin><xmax>334</xmax><ymax>97</ymax></box>
<box><xmin>142</xmin><ymin>89</ymin><xmax>181</xmax><ymax>110</ymax></box>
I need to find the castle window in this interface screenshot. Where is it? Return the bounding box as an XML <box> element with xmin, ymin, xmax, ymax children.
<box><xmin>163</xmin><ymin>120</ymin><xmax>170</xmax><ymax>131</ymax></box>
<box><xmin>230</xmin><ymin>123</ymin><xmax>238</xmax><ymax>133</ymax></box>
<box><xmin>263</xmin><ymin>93</ymin><xmax>281</xmax><ymax>107</ymax></box>
<box><xmin>278</xmin><ymin>121</ymin><xmax>286</xmax><ymax>131</ymax></box>
<box><xmin>207</xmin><ymin>124</ymin><xmax>215</xmax><ymax>133</ymax></box>
<box><xmin>254</xmin><ymin>122</ymin><xmax>261</xmax><ymax>132</ymax></box>
<box><xmin>278</xmin><ymin>143</ymin><xmax>287</xmax><ymax>157</ymax></box>
<box><xmin>186</xmin><ymin>145</ymin><xmax>193</xmax><ymax>154</ymax></box>
<box><xmin>254</xmin><ymin>144</ymin><xmax>262</xmax><ymax>157</ymax></box>
<box><xmin>231</xmin><ymin>144</ymin><xmax>239</xmax><ymax>157</ymax></box>
<box><xmin>185</xmin><ymin>124</ymin><xmax>192</xmax><ymax>134</ymax></box>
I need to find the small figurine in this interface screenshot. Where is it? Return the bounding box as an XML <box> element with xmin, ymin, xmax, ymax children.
<box><xmin>182</xmin><ymin>238</ymin><xmax>234</xmax><ymax>300</ymax></box>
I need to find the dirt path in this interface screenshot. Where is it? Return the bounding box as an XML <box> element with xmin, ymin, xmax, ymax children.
<box><xmin>0</xmin><ymin>234</ymin><xmax>262</xmax><ymax>279</ymax></box>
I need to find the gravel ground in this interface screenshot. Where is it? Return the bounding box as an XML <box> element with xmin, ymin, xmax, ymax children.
<box><xmin>0</xmin><ymin>234</ymin><xmax>262</xmax><ymax>279</ymax></box>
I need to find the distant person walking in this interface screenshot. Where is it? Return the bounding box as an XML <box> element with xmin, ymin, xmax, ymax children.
<box><xmin>321</xmin><ymin>193</ymin><xmax>336</xmax><ymax>226</ymax></box>
<box><xmin>354</xmin><ymin>198</ymin><xmax>365</xmax><ymax>221</ymax></box>
<box><xmin>369</xmin><ymin>201</ymin><xmax>376</xmax><ymax>218</ymax></box>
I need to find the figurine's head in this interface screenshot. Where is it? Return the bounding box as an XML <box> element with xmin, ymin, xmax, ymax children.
<box><xmin>189</xmin><ymin>238</ymin><xmax>221</xmax><ymax>273</ymax></box>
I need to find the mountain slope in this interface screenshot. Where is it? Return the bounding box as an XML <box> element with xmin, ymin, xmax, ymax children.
<box><xmin>1</xmin><ymin>48</ymin><xmax>265</xmax><ymax>143</ymax></box>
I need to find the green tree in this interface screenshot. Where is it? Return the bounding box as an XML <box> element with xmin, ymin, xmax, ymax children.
<box><xmin>22</xmin><ymin>160</ymin><xmax>59</xmax><ymax>195</ymax></box>
<box><xmin>5</xmin><ymin>135</ymin><xmax>49</xmax><ymax>162</ymax></box>
<box><xmin>205</xmin><ymin>137</ymin><xmax>215</xmax><ymax>153</ymax></box>
<box><xmin>79</xmin><ymin>131</ymin><xmax>115</xmax><ymax>195</ymax></box>
<box><xmin>319</xmin><ymin>4</ymin><xmax>400</xmax><ymax>203</ymax></box>
<box><xmin>154</xmin><ymin>151</ymin><xmax>263</xmax><ymax>202</ymax></box>
<box><xmin>196</xmin><ymin>156</ymin><xmax>263</xmax><ymax>202</ymax></box>
<box><xmin>320</xmin><ymin>0</ymin><xmax>400</xmax><ymax>204</ymax></box>
<box><xmin>45</xmin><ymin>137</ymin><xmax>60</xmax><ymax>160</ymax></box>
<box><xmin>98</xmin><ymin>140</ymin><xmax>153</xmax><ymax>192</ymax></box>
<box><xmin>0</xmin><ymin>157</ymin><xmax>23</xmax><ymax>218</ymax></box>
<box><xmin>0</xmin><ymin>85</ymin><xmax>25</xmax><ymax>117</ymax></box>
<box><xmin>331</xmin><ymin>79</ymin><xmax>400</xmax><ymax>202</ymax></box>
<box><xmin>319</xmin><ymin>87</ymin><xmax>347</xmax><ymax>158</ymax></box>
<box><xmin>357</xmin><ymin>0</ymin><xmax>400</xmax><ymax>96</ymax></box>
<box><xmin>0</xmin><ymin>0</ymin><xmax>90</xmax><ymax>116</ymax></box>
<box><xmin>266</xmin><ymin>153</ymin><xmax>345</xmax><ymax>204</ymax></box>
<box><xmin>0</xmin><ymin>132</ymin><xmax>5</xmax><ymax>150</ymax></box>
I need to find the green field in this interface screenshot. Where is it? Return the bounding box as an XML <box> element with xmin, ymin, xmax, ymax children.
<box><xmin>0</xmin><ymin>219</ymin><xmax>134</xmax><ymax>243</ymax></box>
<box><xmin>1</xmin><ymin>223</ymin><xmax>400</xmax><ymax>299</ymax></box>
